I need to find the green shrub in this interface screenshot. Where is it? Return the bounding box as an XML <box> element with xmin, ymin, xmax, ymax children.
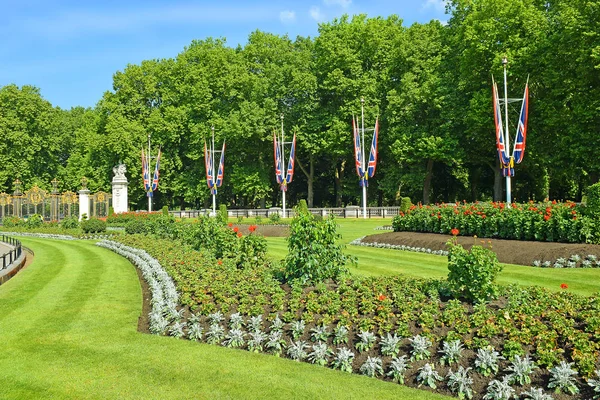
<box><xmin>584</xmin><ymin>182</ymin><xmax>600</xmax><ymax>218</ymax></box>
<box><xmin>81</xmin><ymin>217</ymin><xmax>107</xmax><ymax>233</ymax></box>
<box><xmin>269</xmin><ymin>212</ymin><xmax>281</xmax><ymax>223</ymax></box>
<box><xmin>25</xmin><ymin>214</ymin><xmax>44</xmax><ymax>229</ymax></box>
<box><xmin>237</xmin><ymin>216</ymin><xmax>244</xmax><ymax>223</ymax></box>
<box><xmin>162</xmin><ymin>205</ymin><xmax>169</xmax><ymax>216</ymax></box>
<box><xmin>61</xmin><ymin>216</ymin><xmax>79</xmax><ymax>229</ymax></box>
<box><xmin>2</xmin><ymin>216</ymin><xmax>22</xmax><ymax>227</ymax></box>
<box><xmin>125</xmin><ymin>219</ymin><xmax>148</xmax><ymax>235</ymax></box>
<box><xmin>400</xmin><ymin>197</ymin><xmax>412</xmax><ymax>213</ymax></box>
<box><xmin>217</xmin><ymin>204</ymin><xmax>228</xmax><ymax>225</ymax></box>
<box><xmin>298</xmin><ymin>199</ymin><xmax>309</xmax><ymax>214</ymax></box>
<box><xmin>108</xmin><ymin>206</ymin><xmax>114</xmax><ymax>216</ymax></box>
<box><xmin>447</xmin><ymin>240</ymin><xmax>502</xmax><ymax>304</ymax></box>
<box><xmin>282</xmin><ymin>208</ymin><xmax>353</xmax><ymax>284</ymax></box>
<box><xmin>254</xmin><ymin>215</ymin><xmax>263</xmax><ymax>224</ymax></box>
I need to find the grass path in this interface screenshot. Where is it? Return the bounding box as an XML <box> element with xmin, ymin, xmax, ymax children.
<box><xmin>0</xmin><ymin>237</ymin><xmax>449</xmax><ymax>400</ymax></box>
<box><xmin>266</xmin><ymin>218</ymin><xmax>600</xmax><ymax>296</ymax></box>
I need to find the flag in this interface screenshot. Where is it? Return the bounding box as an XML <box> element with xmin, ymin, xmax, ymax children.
<box><xmin>151</xmin><ymin>149</ymin><xmax>161</xmax><ymax>192</ymax></box>
<box><xmin>142</xmin><ymin>149</ymin><xmax>150</xmax><ymax>192</ymax></box>
<box><xmin>493</xmin><ymin>81</ymin><xmax>510</xmax><ymax>166</ymax></box>
<box><xmin>367</xmin><ymin>118</ymin><xmax>379</xmax><ymax>178</ymax></box>
<box><xmin>513</xmin><ymin>83</ymin><xmax>528</xmax><ymax>164</ymax></box>
<box><xmin>204</xmin><ymin>141</ymin><xmax>214</xmax><ymax>189</ymax></box>
<box><xmin>274</xmin><ymin>131</ymin><xmax>283</xmax><ymax>184</ymax></box>
<box><xmin>215</xmin><ymin>142</ymin><xmax>225</xmax><ymax>187</ymax></box>
<box><xmin>285</xmin><ymin>133</ymin><xmax>296</xmax><ymax>184</ymax></box>
<box><xmin>353</xmin><ymin>116</ymin><xmax>366</xmax><ymax>186</ymax></box>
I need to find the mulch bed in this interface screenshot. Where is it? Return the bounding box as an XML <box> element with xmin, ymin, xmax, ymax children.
<box><xmin>232</xmin><ymin>224</ymin><xmax>289</xmax><ymax>237</ymax></box>
<box><xmin>361</xmin><ymin>231</ymin><xmax>600</xmax><ymax>266</ymax></box>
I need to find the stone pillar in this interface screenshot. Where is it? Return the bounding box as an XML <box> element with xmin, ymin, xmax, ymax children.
<box><xmin>112</xmin><ymin>163</ymin><xmax>129</xmax><ymax>214</ymax></box>
<box><xmin>79</xmin><ymin>189</ymin><xmax>90</xmax><ymax>221</ymax></box>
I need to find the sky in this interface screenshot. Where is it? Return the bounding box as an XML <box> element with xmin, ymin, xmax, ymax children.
<box><xmin>0</xmin><ymin>0</ymin><xmax>448</xmax><ymax>109</ymax></box>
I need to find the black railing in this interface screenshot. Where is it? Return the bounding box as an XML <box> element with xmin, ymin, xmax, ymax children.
<box><xmin>1</xmin><ymin>235</ymin><xmax>22</xmax><ymax>270</ymax></box>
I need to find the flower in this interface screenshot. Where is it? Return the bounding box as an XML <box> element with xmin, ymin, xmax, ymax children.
<box><xmin>544</xmin><ymin>214</ymin><xmax>550</xmax><ymax>221</ymax></box>
<box><xmin>228</xmin><ymin>223</ymin><xmax>233</xmax><ymax>227</ymax></box>
<box><xmin>450</xmin><ymin>228</ymin><xmax>459</xmax><ymax>236</ymax></box>
<box><xmin>377</xmin><ymin>294</ymin><xmax>387</xmax><ymax>301</ymax></box>
<box><xmin>233</xmin><ymin>227</ymin><xmax>239</xmax><ymax>233</ymax></box>
<box><xmin>217</xmin><ymin>260</ymin><xmax>223</xmax><ymax>265</ymax></box>
<box><xmin>249</xmin><ymin>225</ymin><xmax>257</xmax><ymax>233</ymax></box>
<box><xmin>560</xmin><ymin>283</ymin><xmax>568</xmax><ymax>290</ymax></box>
<box><xmin>237</xmin><ymin>232</ymin><xmax>243</xmax><ymax>238</ymax></box>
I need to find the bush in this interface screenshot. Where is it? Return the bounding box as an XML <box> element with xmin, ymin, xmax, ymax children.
<box><xmin>125</xmin><ymin>219</ymin><xmax>148</xmax><ymax>235</ymax></box>
<box><xmin>162</xmin><ymin>205</ymin><xmax>169</xmax><ymax>216</ymax></box>
<box><xmin>81</xmin><ymin>217</ymin><xmax>107</xmax><ymax>233</ymax></box>
<box><xmin>61</xmin><ymin>216</ymin><xmax>79</xmax><ymax>229</ymax></box>
<box><xmin>108</xmin><ymin>206</ymin><xmax>115</xmax><ymax>217</ymax></box>
<box><xmin>217</xmin><ymin>204</ymin><xmax>228</xmax><ymax>225</ymax></box>
<box><xmin>400</xmin><ymin>197</ymin><xmax>412</xmax><ymax>213</ymax></box>
<box><xmin>2</xmin><ymin>216</ymin><xmax>22</xmax><ymax>227</ymax></box>
<box><xmin>447</xmin><ymin>240</ymin><xmax>502</xmax><ymax>304</ymax></box>
<box><xmin>24</xmin><ymin>214</ymin><xmax>44</xmax><ymax>229</ymax></box>
<box><xmin>269</xmin><ymin>212</ymin><xmax>281</xmax><ymax>223</ymax></box>
<box><xmin>298</xmin><ymin>199</ymin><xmax>309</xmax><ymax>214</ymax></box>
<box><xmin>282</xmin><ymin>208</ymin><xmax>353</xmax><ymax>284</ymax></box>
<box><xmin>585</xmin><ymin>182</ymin><xmax>600</xmax><ymax>218</ymax></box>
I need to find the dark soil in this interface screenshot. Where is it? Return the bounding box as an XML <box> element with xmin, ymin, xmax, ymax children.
<box><xmin>362</xmin><ymin>231</ymin><xmax>600</xmax><ymax>266</ymax></box>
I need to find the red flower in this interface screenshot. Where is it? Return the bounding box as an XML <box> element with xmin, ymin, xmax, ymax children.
<box><xmin>544</xmin><ymin>214</ymin><xmax>550</xmax><ymax>221</ymax></box>
<box><xmin>552</xmin><ymin>199</ymin><xmax>557</xmax><ymax>205</ymax></box>
<box><xmin>481</xmin><ymin>214</ymin><xmax>487</xmax><ymax>219</ymax></box>
<box><xmin>217</xmin><ymin>260</ymin><xmax>223</xmax><ymax>265</ymax></box>
<box><xmin>400</xmin><ymin>211</ymin><xmax>405</xmax><ymax>217</ymax></box>
<box><xmin>237</xmin><ymin>232</ymin><xmax>243</xmax><ymax>238</ymax></box>
<box><xmin>228</xmin><ymin>223</ymin><xmax>233</xmax><ymax>227</ymax></box>
<box><xmin>249</xmin><ymin>225</ymin><xmax>257</xmax><ymax>233</ymax></box>
<box><xmin>233</xmin><ymin>227</ymin><xmax>239</xmax><ymax>233</ymax></box>
<box><xmin>571</xmin><ymin>210</ymin><xmax>577</xmax><ymax>215</ymax></box>
<box><xmin>451</xmin><ymin>228</ymin><xmax>459</xmax><ymax>236</ymax></box>
<box><xmin>546</xmin><ymin>207</ymin><xmax>552</xmax><ymax>214</ymax></box>
<box><xmin>377</xmin><ymin>294</ymin><xmax>386</xmax><ymax>301</ymax></box>
<box><xmin>560</xmin><ymin>283</ymin><xmax>568</xmax><ymax>290</ymax></box>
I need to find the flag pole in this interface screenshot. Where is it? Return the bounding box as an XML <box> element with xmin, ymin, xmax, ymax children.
<box><xmin>361</xmin><ymin>97</ymin><xmax>367</xmax><ymax>219</ymax></box>
<box><xmin>148</xmin><ymin>133</ymin><xmax>152</xmax><ymax>212</ymax></box>
<box><xmin>211</xmin><ymin>126</ymin><xmax>216</xmax><ymax>216</ymax></box>
<box><xmin>502</xmin><ymin>56</ymin><xmax>511</xmax><ymax>207</ymax></box>
<box><xmin>280</xmin><ymin>114</ymin><xmax>286</xmax><ymax>218</ymax></box>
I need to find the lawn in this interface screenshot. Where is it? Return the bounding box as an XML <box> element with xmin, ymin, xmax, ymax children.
<box><xmin>266</xmin><ymin>218</ymin><xmax>600</xmax><ymax>296</ymax></box>
<box><xmin>0</xmin><ymin>237</ymin><xmax>450</xmax><ymax>400</ymax></box>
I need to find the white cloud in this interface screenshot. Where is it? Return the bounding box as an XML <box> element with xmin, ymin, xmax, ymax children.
<box><xmin>279</xmin><ymin>10</ymin><xmax>296</xmax><ymax>23</ymax></box>
<box><xmin>309</xmin><ymin>6</ymin><xmax>325</xmax><ymax>21</ymax></box>
<box><xmin>422</xmin><ymin>0</ymin><xmax>447</xmax><ymax>12</ymax></box>
<box><xmin>323</xmin><ymin>0</ymin><xmax>352</xmax><ymax>8</ymax></box>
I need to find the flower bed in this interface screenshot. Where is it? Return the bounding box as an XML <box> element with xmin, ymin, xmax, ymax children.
<box><xmin>349</xmin><ymin>236</ymin><xmax>448</xmax><ymax>256</ymax></box>
<box><xmin>113</xmin><ymin>234</ymin><xmax>600</xmax><ymax>399</ymax></box>
<box><xmin>392</xmin><ymin>201</ymin><xmax>600</xmax><ymax>244</ymax></box>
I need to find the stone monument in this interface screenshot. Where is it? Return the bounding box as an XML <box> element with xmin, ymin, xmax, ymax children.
<box><xmin>112</xmin><ymin>163</ymin><xmax>128</xmax><ymax>214</ymax></box>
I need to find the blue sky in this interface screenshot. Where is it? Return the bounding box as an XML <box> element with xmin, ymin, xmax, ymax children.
<box><xmin>1</xmin><ymin>0</ymin><xmax>448</xmax><ymax>109</ymax></box>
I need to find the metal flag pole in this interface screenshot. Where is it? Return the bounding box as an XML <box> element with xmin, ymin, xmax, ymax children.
<box><xmin>280</xmin><ymin>114</ymin><xmax>286</xmax><ymax>218</ymax></box>
<box><xmin>211</xmin><ymin>127</ymin><xmax>216</xmax><ymax>216</ymax></box>
<box><xmin>148</xmin><ymin>133</ymin><xmax>152</xmax><ymax>212</ymax></box>
<box><xmin>502</xmin><ymin>56</ymin><xmax>511</xmax><ymax>207</ymax></box>
<box><xmin>360</xmin><ymin>98</ymin><xmax>367</xmax><ymax>219</ymax></box>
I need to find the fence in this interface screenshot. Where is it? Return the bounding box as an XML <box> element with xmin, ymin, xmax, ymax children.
<box><xmin>170</xmin><ymin>206</ymin><xmax>401</xmax><ymax>219</ymax></box>
<box><xmin>1</xmin><ymin>235</ymin><xmax>22</xmax><ymax>270</ymax></box>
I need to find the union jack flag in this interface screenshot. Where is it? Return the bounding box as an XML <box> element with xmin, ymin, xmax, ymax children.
<box><xmin>273</xmin><ymin>131</ymin><xmax>283</xmax><ymax>184</ymax></box>
<box><xmin>204</xmin><ymin>141</ymin><xmax>214</xmax><ymax>189</ymax></box>
<box><xmin>151</xmin><ymin>149</ymin><xmax>161</xmax><ymax>193</ymax></box>
<box><xmin>493</xmin><ymin>81</ymin><xmax>510</xmax><ymax>166</ymax></box>
<box><xmin>367</xmin><ymin>118</ymin><xmax>379</xmax><ymax>178</ymax></box>
<box><xmin>141</xmin><ymin>149</ymin><xmax>151</xmax><ymax>192</ymax></box>
<box><xmin>215</xmin><ymin>142</ymin><xmax>225</xmax><ymax>188</ymax></box>
<box><xmin>513</xmin><ymin>83</ymin><xmax>528</xmax><ymax>164</ymax></box>
<box><xmin>353</xmin><ymin>116</ymin><xmax>366</xmax><ymax>186</ymax></box>
<box><xmin>285</xmin><ymin>133</ymin><xmax>296</xmax><ymax>184</ymax></box>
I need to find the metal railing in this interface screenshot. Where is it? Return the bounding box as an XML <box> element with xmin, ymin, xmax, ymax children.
<box><xmin>1</xmin><ymin>235</ymin><xmax>22</xmax><ymax>270</ymax></box>
<box><xmin>169</xmin><ymin>207</ymin><xmax>400</xmax><ymax>219</ymax></box>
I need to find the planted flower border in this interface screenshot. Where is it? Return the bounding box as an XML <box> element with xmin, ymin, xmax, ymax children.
<box><xmin>109</xmin><ymin>234</ymin><xmax>600</xmax><ymax>400</ymax></box>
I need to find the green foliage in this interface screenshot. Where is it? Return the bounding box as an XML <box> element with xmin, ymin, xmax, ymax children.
<box><xmin>297</xmin><ymin>200</ymin><xmax>308</xmax><ymax>214</ymax></box>
<box><xmin>108</xmin><ymin>206</ymin><xmax>115</xmax><ymax>217</ymax></box>
<box><xmin>217</xmin><ymin>204</ymin><xmax>228</xmax><ymax>225</ymax></box>
<box><xmin>81</xmin><ymin>217</ymin><xmax>107</xmax><ymax>233</ymax></box>
<box><xmin>60</xmin><ymin>216</ymin><xmax>79</xmax><ymax>229</ymax></box>
<box><xmin>447</xmin><ymin>240</ymin><xmax>502</xmax><ymax>304</ymax></box>
<box><xmin>269</xmin><ymin>212</ymin><xmax>281</xmax><ymax>223</ymax></box>
<box><xmin>400</xmin><ymin>197</ymin><xmax>412</xmax><ymax>213</ymax></box>
<box><xmin>585</xmin><ymin>183</ymin><xmax>600</xmax><ymax>218</ymax></box>
<box><xmin>24</xmin><ymin>214</ymin><xmax>44</xmax><ymax>229</ymax></box>
<box><xmin>2</xmin><ymin>216</ymin><xmax>22</xmax><ymax>227</ymax></box>
<box><xmin>282</xmin><ymin>210</ymin><xmax>353</xmax><ymax>284</ymax></box>
<box><xmin>125</xmin><ymin>219</ymin><xmax>147</xmax><ymax>235</ymax></box>
<box><xmin>254</xmin><ymin>215</ymin><xmax>263</xmax><ymax>224</ymax></box>
<box><xmin>162</xmin><ymin>205</ymin><xmax>169</xmax><ymax>216</ymax></box>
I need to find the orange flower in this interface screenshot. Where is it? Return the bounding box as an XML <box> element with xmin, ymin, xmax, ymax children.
<box><xmin>217</xmin><ymin>260</ymin><xmax>223</xmax><ymax>265</ymax></box>
<box><xmin>377</xmin><ymin>294</ymin><xmax>386</xmax><ymax>301</ymax></box>
<box><xmin>237</xmin><ymin>232</ymin><xmax>243</xmax><ymax>238</ymax></box>
<box><xmin>233</xmin><ymin>227</ymin><xmax>239</xmax><ymax>233</ymax></box>
<box><xmin>249</xmin><ymin>225</ymin><xmax>257</xmax><ymax>233</ymax></box>
<box><xmin>451</xmin><ymin>228</ymin><xmax>459</xmax><ymax>236</ymax></box>
<box><xmin>560</xmin><ymin>283</ymin><xmax>568</xmax><ymax>290</ymax></box>
<box><xmin>228</xmin><ymin>223</ymin><xmax>233</xmax><ymax>227</ymax></box>
<box><xmin>544</xmin><ymin>214</ymin><xmax>550</xmax><ymax>221</ymax></box>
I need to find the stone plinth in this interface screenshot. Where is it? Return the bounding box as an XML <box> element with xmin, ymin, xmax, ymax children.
<box><xmin>112</xmin><ymin>163</ymin><xmax>128</xmax><ymax>214</ymax></box>
<box><xmin>79</xmin><ymin>189</ymin><xmax>90</xmax><ymax>221</ymax></box>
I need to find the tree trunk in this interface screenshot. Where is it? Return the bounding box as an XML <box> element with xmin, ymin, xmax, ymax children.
<box><xmin>470</xmin><ymin>168</ymin><xmax>481</xmax><ymax>202</ymax></box>
<box><xmin>335</xmin><ymin>160</ymin><xmax>346</xmax><ymax>207</ymax></box>
<box><xmin>423</xmin><ymin>159</ymin><xmax>434</xmax><ymax>205</ymax></box>
<box><xmin>297</xmin><ymin>155</ymin><xmax>315</xmax><ymax>208</ymax></box>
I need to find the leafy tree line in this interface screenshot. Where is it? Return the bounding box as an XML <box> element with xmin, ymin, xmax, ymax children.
<box><xmin>1</xmin><ymin>0</ymin><xmax>598</xmax><ymax>209</ymax></box>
